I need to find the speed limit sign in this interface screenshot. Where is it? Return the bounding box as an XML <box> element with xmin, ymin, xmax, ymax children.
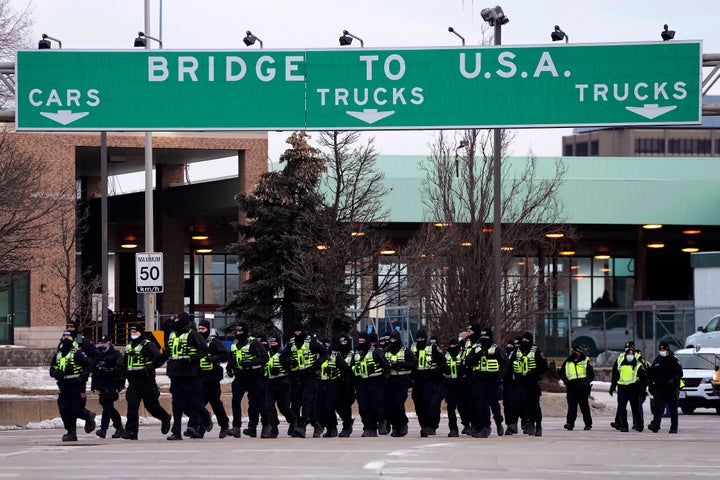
<box><xmin>136</xmin><ymin>252</ymin><xmax>164</xmax><ymax>293</ymax></box>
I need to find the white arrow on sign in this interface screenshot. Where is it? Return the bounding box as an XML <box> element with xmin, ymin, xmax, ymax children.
<box><xmin>40</xmin><ymin>110</ymin><xmax>89</xmax><ymax>125</ymax></box>
<box><xmin>625</xmin><ymin>104</ymin><xmax>677</xmax><ymax>120</ymax></box>
<box><xmin>346</xmin><ymin>108</ymin><xmax>395</xmax><ymax>124</ymax></box>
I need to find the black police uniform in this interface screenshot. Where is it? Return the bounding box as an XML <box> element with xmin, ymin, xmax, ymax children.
<box><xmin>190</xmin><ymin>319</ymin><xmax>231</xmax><ymax>438</ymax></box>
<box><xmin>91</xmin><ymin>338</ymin><xmax>125</xmax><ymax>438</ymax></box>
<box><xmin>226</xmin><ymin>323</ymin><xmax>270</xmax><ymax>438</ymax></box>
<box><xmin>385</xmin><ymin>331</ymin><xmax>417</xmax><ymax>437</ymax></box>
<box><xmin>559</xmin><ymin>348</ymin><xmax>594</xmax><ymax>430</ymax></box>
<box><xmin>647</xmin><ymin>344</ymin><xmax>683</xmax><ymax>433</ymax></box>
<box><xmin>350</xmin><ymin>332</ymin><xmax>390</xmax><ymax>437</ymax></box>
<box><xmin>264</xmin><ymin>337</ymin><xmax>297</xmax><ymax>438</ymax></box>
<box><xmin>411</xmin><ymin>329</ymin><xmax>446</xmax><ymax>437</ymax></box>
<box><xmin>159</xmin><ymin>312</ymin><xmax>211</xmax><ymax>440</ymax></box>
<box><xmin>122</xmin><ymin>325</ymin><xmax>171</xmax><ymax>439</ymax></box>
<box><xmin>50</xmin><ymin>333</ymin><xmax>96</xmax><ymax>441</ymax></box>
<box><xmin>280</xmin><ymin>323</ymin><xmax>326</xmax><ymax>438</ymax></box>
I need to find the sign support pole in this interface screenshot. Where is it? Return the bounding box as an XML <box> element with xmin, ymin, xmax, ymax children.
<box><xmin>143</xmin><ymin>0</ymin><xmax>155</xmax><ymax>332</ymax></box>
<box><xmin>492</xmin><ymin>22</ymin><xmax>504</xmax><ymax>341</ymax></box>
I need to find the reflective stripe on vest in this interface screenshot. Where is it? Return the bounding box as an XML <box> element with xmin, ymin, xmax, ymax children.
<box><xmin>169</xmin><ymin>331</ymin><xmax>197</xmax><ymax>360</ymax></box>
<box><xmin>413</xmin><ymin>344</ymin><xmax>437</xmax><ymax>371</ymax></box>
<box><xmin>125</xmin><ymin>340</ymin><xmax>152</xmax><ymax>370</ymax></box>
<box><xmin>231</xmin><ymin>336</ymin><xmax>257</xmax><ymax>369</ymax></box>
<box><xmin>565</xmin><ymin>358</ymin><xmax>588</xmax><ymax>381</ymax></box>
<box><xmin>352</xmin><ymin>348</ymin><xmax>383</xmax><ymax>378</ymax></box>
<box><xmin>320</xmin><ymin>351</ymin><xmax>341</xmax><ymax>380</ymax></box>
<box><xmin>473</xmin><ymin>344</ymin><xmax>500</xmax><ymax>372</ymax></box>
<box><xmin>55</xmin><ymin>345</ymin><xmax>82</xmax><ymax>378</ymax></box>
<box><xmin>290</xmin><ymin>337</ymin><xmax>318</xmax><ymax>372</ymax></box>
<box><xmin>386</xmin><ymin>347</ymin><xmax>411</xmax><ymax>375</ymax></box>
<box><xmin>200</xmin><ymin>336</ymin><xmax>216</xmax><ymax>371</ymax></box>
<box><xmin>617</xmin><ymin>362</ymin><xmax>641</xmax><ymax>385</ymax></box>
<box><xmin>266</xmin><ymin>352</ymin><xmax>288</xmax><ymax>379</ymax></box>
<box><xmin>444</xmin><ymin>352</ymin><xmax>460</xmax><ymax>379</ymax></box>
<box><xmin>513</xmin><ymin>346</ymin><xmax>537</xmax><ymax>374</ymax></box>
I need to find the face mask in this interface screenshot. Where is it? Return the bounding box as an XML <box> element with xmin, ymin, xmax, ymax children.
<box><xmin>130</xmin><ymin>333</ymin><xmax>141</xmax><ymax>340</ymax></box>
<box><xmin>659</xmin><ymin>350</ymin><xmax>668</xmax><ymax>357</ymax></box>
<box><xmin>99</xmin><ymin>344</ymin><xmax>110</xmax><ymax>353</ymax></box>
<box><xmin>480</xmin><ymin>337</ymin><xmax>492</xmax><ymax>347</ymax></box>
<box><xmin>416</xmin><ymin>340</ymin><xmax>427</xmax><ymax>349</ymax></box>
<box><xmin>626</xmin><ymin>354</ymin><xmax>635</xmax><ymax>362</ymax></box>
<box><xmin>357</xmin><ymin>341</ymin><xmax>370</xmax><ymax>352</ymax></box>
<box><xmin>448</xmin><ymin>345</ymin><xmax>460</xmax><ymax>356</ymax></box>
<box><xmin>61</xmin><ymin>338</ymin><xmax>74</xmax><ymax>350</ymax></box>
<box><xmin>235</xmin><ymin>333</ymin><xmax>245</xmax><ymax>342</ymax></box>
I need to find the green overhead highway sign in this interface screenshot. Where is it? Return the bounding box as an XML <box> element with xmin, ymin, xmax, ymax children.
<box><xmin>16</xmin><ymin>41</ymin><xmax>701</xmax><ymax>131</ymax></box>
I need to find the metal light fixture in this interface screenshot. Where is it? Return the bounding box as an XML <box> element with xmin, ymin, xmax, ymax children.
<box><xmin>480</xmin><ymin>5</ymin><xmax>509</xmax><ymax>27</ymax></box>
<box><xmin>661</xmin><ymin>24</ymin><xmax>675</xmax><ymax>41</ymax></box>
<box><xmin>38</xmin><ymin>33</ymin><xmax>62</xmax><ymax>49</ymax></box>
<box><xmin>191</xmin><ymin>234</ymin><xmax>209</xmax><ymax>241</ymax></box>
<box><xmin>243</xmin><ymin>30</ymin><xmax>263</xmax><ymax>48</ymax></box>
<box><xmin>448</xmin><ymin>27</ymin><xmax>465</xmax><ymax>46</ymax></box>
<box><xmin>339</xmin><ymin>30</ymin><xmax>364</xmax><ymax>47</ymax></box>
<box><xmin>594</xmin><ymin>254</ymin><xmax>611</xmax><ymax>260</ymax></box>
<box><xmin>683</xmin><ymin>229</ymin><xmax>702</xmax><ymax>235</ymax></box>
<box><xmin>643</xmin><ymin>224</ymin><xmax>662</xmax><ymax>230</ymax></box>
<box><xmin>551</xmin><ymin>25</ymin><xmax>568</xmax><ymax>43</ymax></box>
<box><xmin>133</xmin><ymin>31</ymin><xmax>163</xmax><ymax>49</ymax></box>
<box><xmin>482</xmin><ymin>4</ymin><xmax>508</xmax><ymax>340</ymax></box>
<box><xmin>196</xmin><ymin>248</ymin><xmax>213</xmax><ymax>254</ymax></box>
<box><xmin>455</xmin><ymin>139</ymin><xmax>468</xmax><ymax>177</ymax></box>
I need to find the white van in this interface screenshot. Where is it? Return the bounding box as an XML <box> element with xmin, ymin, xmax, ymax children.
<box><xmin>684</xmin><ymin>314</ymin><xmax>720</xmax><ymax>348</ymax></box>
<box><xmin>672</xmin><ymin>347</ymin><xmax>720</xmax><ymax>414</ymax></box>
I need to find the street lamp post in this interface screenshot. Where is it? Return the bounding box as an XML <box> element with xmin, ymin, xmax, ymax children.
<box><xmin>481</xmin><ymin>5</ymin><xmax>509</xmax><ymax>339</ymax></box>
<box><xmin>135</xmin><ymin>0</ymin><xmax>161</xmax><ymax>332</ymax></box>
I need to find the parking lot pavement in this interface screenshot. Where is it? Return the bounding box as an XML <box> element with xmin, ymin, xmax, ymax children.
<box><xmin>1</xmin><ymin>415</ymin><xmax>720</xmax><ymax>479</ymax></box>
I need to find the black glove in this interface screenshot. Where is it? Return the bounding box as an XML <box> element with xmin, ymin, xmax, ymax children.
<box><xmin>395</xmin><ymin>361</ymin><xmax>408</xmax><ymax>370</ymax></box>
<box><xmin>609</xmin><ymin>386</ymin><xmax>615</xmax><ymax>397</ymax></box>
<box><xmin>54</xmin><ymin>371</ymin><xmax>65</xmax><ymax>380</ymax></box>
<box><xmin>226</xmin><ymin>366</ymin><xmax>234</xmax><ymax>377</ymax></box>
<box><xmin>241</xmin><ymin>360</ymin><xmax>253</xmax><ymax>370</ymax></box>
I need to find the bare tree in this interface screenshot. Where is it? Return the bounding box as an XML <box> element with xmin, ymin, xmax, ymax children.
<box><xmin>404</xmin><ymin>129</ymin><xmax>570</xmax><ymax>342</ymax></box>
<box><xmin>285</xmin><ymin>131</ymin><xmax>402</xmax><ymax>338</ymax></box>
<box><xmin>0</xmin><ymin>130</ymin><xmax>74</xmax><ymax>272</ymax></box>
<box><xmin>0</xmin><ymin>0</ymin><xmax>33</xmax><ymax>108</ymax></box>
<box><xmin>46</xmin><ymin>204</ymin><xmax>101</xmax><ymax>329</ymax></box>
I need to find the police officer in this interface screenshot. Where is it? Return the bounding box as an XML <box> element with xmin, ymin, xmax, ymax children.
<box><xmin>384</xmin><ymin>330</ymin><xmax>416</xmax><ymax>437</ymax></box>
<box><xmin>336</xmin><ymin>334</ymin><xmax>356</xmax><ymax>437</ymax></box>
<box><xmin>264</xmin><ymin>335</ymin><xmax>296</xmax><ymax>438</ymax></box>
<box><xmin>160</xmin><ymin>312</ymin><xmax>212</xmax><ymax>440</ymax></box>
<box><xmin>441</xmin><ymin>337</ymin><xmax>467</xmax><ymax>437</ymax></box>
<box><xmin>510</xmin><ymin>332</ymin><xmax>547</xmax><ymax>436</ymax></box>
<box><xmin>50</xmin><ymin>329</ymin><xmax>97</xmax><ymax>441</ymax></box>
<box><xmin>91</xmin><ymin>335</ymin><xmax>125</xmax><ymax>439</ymax></box>
<box><xmin>647</xmin><ymin>342</ymin><xmax>683</xmax><ymax>433</ymax></box>
<box><xmin>466</xmin><ymin>327</ymin><xmax>508</xmax><ymax>438</ymax></box>
<box><xmin>121</xmin><ymin>324</ymin><xmax>171</xmax><ymax>440</ymax></box>
<box><xmin>411</xmin><ymin>328</ymin><xmax>446</xmax><ymax>437</ymax></box>
<box><xmin>502</xmin><ymin>338</ymin><xmax>522</xmax><ymax>435</ymax></box>
<box><xmin>244</xmin><ymin>332</ymin><xmax>269</xmax><ymax>438</ymax></box>
<box><xmin>226</xmin><ymin>322</ymin><xmax>271</xmax><ymax>438</ymax></box>
<box><xmin>280</xmin><ymin>322</ymin><xmax>326</xmax><ymax>438</ymax></box>
<box><xmin>349</xmin><ymin>332</ymin><xmax>390</xmax><ymax>437</ymax></box>
<box><xmin>317</xmin><ymin>338</ymin><xmax>350</xmax><ymax>437</ymax></box>
<box><xmin>192</xmin><ymin>319</ymin><xmax>231</xmax><ymax>439</ymax></box>
<box><xmin>609</xmin><ymin>346</ymin><xmax>647</xmax><ymax>432</ymax></box>
<box><xmin>559</xmin><ymin>345</ymin><xmax>594</xmax><ymax>431</ymax></box>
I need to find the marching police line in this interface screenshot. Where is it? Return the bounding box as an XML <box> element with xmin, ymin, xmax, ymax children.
<box><xmin>48</xmin><ymin>315</ymin><xmax>683</xmax><ymax>442</ymax></box>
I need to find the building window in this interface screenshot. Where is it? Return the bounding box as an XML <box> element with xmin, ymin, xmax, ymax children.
<box><xmin>184</xmin><ymin>253</ymin><xmax>238</xmax><ymax>330</ymax></box>
<box><xmin>575</xmin><ymin>142</ymin><xmax>589</xmax><ymax>156</ymax></box>
<box><xmin>669</xmin><ymin>138</ymin><xmax>712</xmax><ymax>155</ymax></box>
<box><xmin>635</xmin><ymin>138</ymin><xmax>665</xmax><ymax>154</ymax></box>
<box><xmin>564</xmin><ymin>144</ymin><xmax>574</xmax><ymax>156</ymax></box>
<box><xmin>590</xmin><ymin>140</ymin><xmax>599</xmax><ymax>156</ymax></box>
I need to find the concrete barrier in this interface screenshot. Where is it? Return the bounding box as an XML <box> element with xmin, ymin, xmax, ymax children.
<box><xmin>0</xmin><ymin>348</ymin><xmax>56</xmax><ymax>367</ymax></box>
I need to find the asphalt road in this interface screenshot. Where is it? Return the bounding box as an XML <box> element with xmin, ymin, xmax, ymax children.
<box><xmin>1</xmin><ymin>414</ymin><xmax>719</xmax><ymax>479</ymax></box>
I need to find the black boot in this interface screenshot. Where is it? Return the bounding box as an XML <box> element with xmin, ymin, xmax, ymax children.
<box><xmin>496</xmin><ymin>422</ymin><xmax>505</xmax><ymax>436</ymax></box>
<box><xmin>378</xmin><ymin>420</ymin><xmax>389</xmax><ymax>435</ymax></box>
<box><xmin>339</xmin><ymin>419</ymin><xmax>353</xmax><ymax>438</ymax></box>
<box><xmin>260</xmin><ymin>425</ymin><xmax>275</xmax><ymax>439</ymax></box>
<box><xmin>292</xmin><ymin>421</ymin><xmax>306</xmax><ymax>438</ymax></box>
<box><xmin>323</xmin><ymin>427</ymin><xmax>339</xmax><ymax>438</ymax></box>
<box><xmin>62</xmin><ymin>429</ymin><xmax>77</xmax><ymax>442</ymax></box>
<box><xmin>111</xmin><ymin>427</ymin><xmax>124</xmax><ymax>438</ymax></box>
<box><xmin>96</xmin><ymin>428</ymin><xmax>107</xmax><ymax>439</ymax></box>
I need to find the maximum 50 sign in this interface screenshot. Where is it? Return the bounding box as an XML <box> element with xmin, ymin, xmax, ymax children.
<box><xmin>136</xmin><ymin>252</ymin><xmax>163</xmax><ymax>293</ymax></box>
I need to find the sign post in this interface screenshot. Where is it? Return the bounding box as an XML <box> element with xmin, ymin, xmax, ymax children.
<box><xmin>136</xmin><ymin>252</ymin><xmax>164</xmax><ymax>294</ymax></box>
<box><xmin>16</xmin><ymin>41</ymin><xmax>701</xmax><ymax>131</ymax></box>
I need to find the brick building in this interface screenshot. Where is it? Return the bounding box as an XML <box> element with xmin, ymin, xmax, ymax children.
<box><xmin>1</xmin><ymin>128</ymin><xmax>267</xmax><ymax>347</ymax></box>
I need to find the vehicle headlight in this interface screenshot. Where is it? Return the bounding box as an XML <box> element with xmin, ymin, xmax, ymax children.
<box><xmin>702</xmin><ymin>377</ymin><xmax>713</xmax><ymax>384</ymax></box>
